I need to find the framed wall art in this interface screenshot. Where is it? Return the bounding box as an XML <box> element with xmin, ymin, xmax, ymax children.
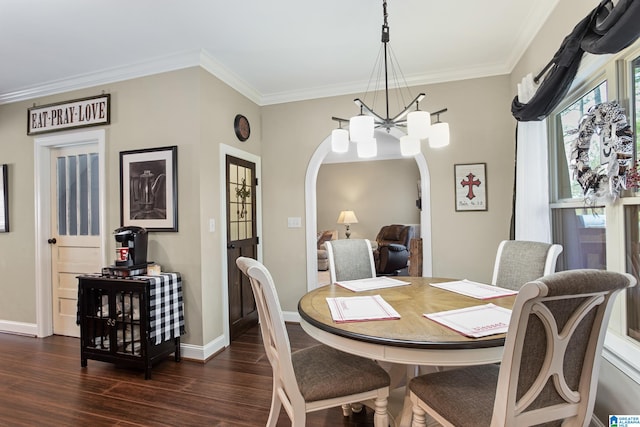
<box><xmin>0</xmin><ymin>164</ymin><xmax>8</xmax><ymax>232</ymax></box>
<box><xmin>454</xmin><ymin>163</ymin><xmax>487</xmax><ymax>212</ymax></box>
<box><xmin>120</xmin><ymin>146</ymin><xmax>178</xmax><ymax>231</ymax></box>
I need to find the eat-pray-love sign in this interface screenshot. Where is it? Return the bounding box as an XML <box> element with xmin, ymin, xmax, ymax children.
<box><xmin>27</xmin><ymin>94</ymin><xmax>110</xmax><ymax>135</ymax></box>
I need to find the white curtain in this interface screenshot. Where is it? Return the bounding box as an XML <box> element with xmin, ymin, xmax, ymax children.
<box><xmin>515</xmin><ymin>74</ymin><xmax>551</xmax><ymax>243</ymax></box>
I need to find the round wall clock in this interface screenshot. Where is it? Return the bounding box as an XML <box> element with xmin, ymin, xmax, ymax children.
<box><xmin>234</xmin><ymin>114</ymin><xmax>250</xmax><ymax>142</ymax></box>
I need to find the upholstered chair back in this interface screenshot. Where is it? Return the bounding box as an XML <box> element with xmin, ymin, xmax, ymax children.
<box><xmin>493</xmin><ymin>269</ymin><xmax>633</xmax><ymax>425</ymax></box>
<box><xmin>492</xmin><ymin>240</ymin><xmax>563</xmax><ymax>290</ymax></box>
<box><xmin>325</xmin><ymin>239</ymin><xmax>376</xmax><ymax>284</ymax></box>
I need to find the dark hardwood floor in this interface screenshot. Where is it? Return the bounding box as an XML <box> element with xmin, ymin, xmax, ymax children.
<box><xmin>0</xmin><ymin>324</ymin><xmax>377</xmax><ymax>427</ymax></box>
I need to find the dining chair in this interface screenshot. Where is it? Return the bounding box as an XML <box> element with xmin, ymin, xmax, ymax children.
<box><xmin>235</xmin><ymin>257</ymin><xmax>390</xmax><ymax>427</ymax></box>
<box><xmin>491</xmin><ymin>240</ymin><xmax>563</xmax><ymax>290</ymax></box>
<box><xmin>407</xmin><ymin>269</ymin><xmax>636</xmax><ymax>427</ymax></box>
<box><xmin>325</xmin><ymin>238</ymin><xmax>376</xmax><ymax>284</ymax></box>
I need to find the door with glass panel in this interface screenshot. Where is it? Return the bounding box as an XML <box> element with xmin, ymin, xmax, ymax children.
<box><xmin>50</xmin><ymin>145</ymin><xmax>102</xmax><ymax>337</ymax></box>
<box><xmin>226</xmin><ymin>155</ymin><xmax>258</xmax><ymax>340</ymax></box>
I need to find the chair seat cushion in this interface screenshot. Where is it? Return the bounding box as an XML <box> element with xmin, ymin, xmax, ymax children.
<box><xmin>292</xmin><ymin>344</ymin><xmax>390</xmax><ymax>402</ymax></box>
<box><xmin>409</xmin><ymin>364</ymin><xmax>499</xmax><ymax>427</ymax></box>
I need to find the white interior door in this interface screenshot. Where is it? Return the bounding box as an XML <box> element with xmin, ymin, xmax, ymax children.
<box><xmin>50</xmin><ymin>144</ymin><xmax>103</xmax><ymax>337</ymax></box>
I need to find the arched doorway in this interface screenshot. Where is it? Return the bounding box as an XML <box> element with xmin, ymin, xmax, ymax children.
<box><xmin>304</xmin><ymin>128</ymin><xmax>433</xmax><ymax>291</ymax></box>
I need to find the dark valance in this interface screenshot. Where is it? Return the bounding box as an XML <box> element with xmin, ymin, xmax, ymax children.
<box><xmin>512</xmin><ymin>0</ymin><xmax>640</xmax><ymax>122</ymax></box>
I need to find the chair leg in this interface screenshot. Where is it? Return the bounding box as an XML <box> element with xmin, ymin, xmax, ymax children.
<box><xmin>266</xmin><ymin>387</ymin><xmax>282</xmax><ymax>427</ymax></box>
<box><xmin>351</xmin><ymin>403</ymin><xmax>364</xmax><ymax>413</ymax></box>
<box><xmin>373</xmin><ymin>397</ymin><xmax>389</xmax><ymax>427</ymax></box>
<box><xmin>411</xmin><ymin>404</ymin><xmax>427</xmax><ymax>427</ymax></box>
<box><xmin>341</xmin><ymin>403</ymin><xmax>352</xmax><ymax>417</ymax></box>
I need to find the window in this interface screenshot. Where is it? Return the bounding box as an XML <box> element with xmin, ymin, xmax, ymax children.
<box><xmin>625</xmin><ymin>205</ymin><xmax>640</xmax><ymax>343</ymax></box>
<box><xmin>552</xmin><ymin>207</ymin><xmax>606</xmax><ymax>271</ymax></box>
<box><xmin>549</xmin><ymin>45</ymin><xmax>640</xmax><ymax>382</ymax></box>
<box><xmin>551</xmin><ymin>82</ymin><xmax>608</xmax><ymax>273</ymax></box>
<box><xmin>555</xmin><ymin>82</ymin><xmax>608</xmax><ymax>200</ymax></box>
<box><xmin>624</xmin><ymin>56</ymin><xmax>640</xmax><ymax>345</ymax></box>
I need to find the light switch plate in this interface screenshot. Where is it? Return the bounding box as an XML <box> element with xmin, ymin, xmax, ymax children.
<box><xmin>287</xmin><ymin>217</ymin><xmax>301</xmax><ymax>228</ymax></box>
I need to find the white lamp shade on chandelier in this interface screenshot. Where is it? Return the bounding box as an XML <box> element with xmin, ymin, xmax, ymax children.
<box><xmin>331</xmin><ymin>128</ymin><xmax>350</xmax><ymax>153</ymax></box>
<box><xmin>407</xmin><ymin>110</ymin><xmax>431</xmax><ymax>140</ymax></box>
<box><xmin>429</xmin><ymin>121</ymin><xmax>450</xmax><ymax>148</ymax></box>
<box><xmin>356</xmin><ymin>137</ymin><xmax>377</xmax><ymax>158</ymax></box>
<box><xmin>349</xmin><ymin>115</ymin><xmax>375</xmax><ymax>141</ymax></box>
<box><xmin>400</xmin><ymin>135</ymin><xmax>421</xmax><ymax>156</ymax></box>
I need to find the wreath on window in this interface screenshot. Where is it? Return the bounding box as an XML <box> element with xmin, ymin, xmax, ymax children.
<box><xmin>570</xmin><ymin>101</ymin><xmax>634</xmax><ymax>202</ymax></box>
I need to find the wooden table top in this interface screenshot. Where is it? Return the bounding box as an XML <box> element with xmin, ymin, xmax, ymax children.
<box><xmin>298</xmin><ymin>276</ymin><xmax>517</xmax><ymax>350</ymax></box>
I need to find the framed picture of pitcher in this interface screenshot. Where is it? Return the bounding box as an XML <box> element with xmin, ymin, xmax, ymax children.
<box><xmin>120</xmin><ymin>146</ymin><xmax>178</xmax><ymax>231</ymax></box>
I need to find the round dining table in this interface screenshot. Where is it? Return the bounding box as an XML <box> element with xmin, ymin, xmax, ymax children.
<box><xmin>297</xmin><ymin>276</ymin><xmax>517</xmax><ymax>427</ymax></box>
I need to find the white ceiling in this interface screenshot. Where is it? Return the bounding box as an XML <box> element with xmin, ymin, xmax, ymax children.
<box><xmin>0</xmin><ymin>0</ymin><xmax>559</xmax><ymax>105</ymax></box>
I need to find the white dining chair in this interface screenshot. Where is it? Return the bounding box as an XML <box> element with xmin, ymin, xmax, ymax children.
<box><xmin>408</xmin><ymin>269</ymin><xmax>635</xmax><ymax>427</ymax></box>
<box><xmin>491</xmin><ymin>240</ymin><xmax>563</xmax><ymax>290</ymax></box>
<box><xmin>235</xmin><ymin>257</ymin><xmax>390</xmax><ymax>427</ymax></box>
<box><xmin>325</xmin><ymin>239</ymin><xmax>376</xmax><ymax>284</ymax></box>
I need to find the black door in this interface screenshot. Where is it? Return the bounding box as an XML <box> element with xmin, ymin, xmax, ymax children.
<box><xmin>226</xmin><ymin>155</ymin><xmax>259</xmax><ymax>340</ymax></box>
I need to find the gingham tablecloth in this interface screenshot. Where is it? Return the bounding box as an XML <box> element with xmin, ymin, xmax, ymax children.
<box><xmin>135</xmin><ymin>272</ymin><xmax>185</xmax><ymax>345</ymax></box>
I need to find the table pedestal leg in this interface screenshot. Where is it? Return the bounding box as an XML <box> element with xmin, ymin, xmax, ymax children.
<box><xmin>397</xmin><ymin>364</ymin><xmax>419</xmax><ymax>427</ymax></box>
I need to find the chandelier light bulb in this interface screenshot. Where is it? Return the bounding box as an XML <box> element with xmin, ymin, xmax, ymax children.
<box><xmin>400</xmin><ymin>135</ymin><xmax>421</xmax><ymax>156</ymax></box>
<box><xmin>331</xmin><ymin>128</ymin><xmax>350</xmax><ymax>153</ymax></box>
<box><xmin>429</xmin><ymin>122</ymin><xmax>450</xmax><ymax>148</ymax></box>
<box><xmin>357</xmin><ymin>137</ymin><xmax>377</xmax><ymax>158</ymax></box>
<box><xmin>407</xmin><ymin>110</ymin><xmax>431</xmax><ymax>140</ymax></box>
<box><xmin>349</xmin><ymin>115</ymin><xmax>374</xmax><ymax>141</ymax></box>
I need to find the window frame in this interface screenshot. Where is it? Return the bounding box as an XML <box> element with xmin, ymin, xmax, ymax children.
<box><xmin>548</xmin><ymin>42</ymin><xmax>640</xmax><ymax>384</ymax></box>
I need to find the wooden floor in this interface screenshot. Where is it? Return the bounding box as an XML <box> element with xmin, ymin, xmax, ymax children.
<box><xmin>0</xmin><ymin>323</ymin><xmax>378</xmax><ymax>427</ymax></box>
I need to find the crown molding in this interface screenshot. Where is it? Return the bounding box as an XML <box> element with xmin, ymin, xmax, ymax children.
<box><xmin>198</xmin><ymin>50</ymin><xmax>262</xmax><ymax>105</ymax></box>
<box><xmin>0</xmin><ymin>48</ymin><xmax>513</xmax><ymax>107</ymax></box>
<box><xmin>259</xmin><ymin>62</ymin><xmax>511</xmax><ymax>106</ymax></box>
<box><xmin>0</xmin><ymin>50</ymin><xmax>204</xmax><ymax>105</ymax></box>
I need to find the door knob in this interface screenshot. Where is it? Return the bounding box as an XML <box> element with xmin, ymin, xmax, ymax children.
<box><xmin>47</xmin><ymin>238</ymin><xmax>57</xmax><ymax>244</ymax></box>
<box><xmin>227</xmin><ymin>243</ymin><xmax>236</xmax><ymax>249</ymax></box>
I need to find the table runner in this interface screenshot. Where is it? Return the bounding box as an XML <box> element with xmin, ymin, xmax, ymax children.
<box><xmin>133</xmin><ymin>272</ymin><xmax>185</xmax><ymax>345</ymax></box>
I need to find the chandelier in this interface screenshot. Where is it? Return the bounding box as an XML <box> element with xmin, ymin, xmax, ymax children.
<box><xmin>331</xmin><ymin>0</ymin><xmax>450</xmax><ymax>158</ymax></box>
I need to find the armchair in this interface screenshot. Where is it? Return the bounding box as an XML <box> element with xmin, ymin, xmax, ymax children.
<box><xmin>373</xmin><ymin>224</ymin><xmax>416</xmax><ymax>276</ymax></box>
<box><xmin>316</xmin><ymin>230</ymin><xmax>338</xmax><ymax>271</ymax></box>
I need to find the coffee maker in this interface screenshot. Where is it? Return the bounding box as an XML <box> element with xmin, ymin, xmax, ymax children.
<box><xmin>113</xmin><ymin>226</ymin><xmax>148</xmax><ymax>268</ymax></box>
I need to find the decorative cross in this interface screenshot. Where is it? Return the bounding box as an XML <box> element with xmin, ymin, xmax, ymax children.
<box><xmin>460</xmin><ymin>173</ymin><xmax>481</xmax><ymax>200</ymax></box>
<box><xmin>235</xmin><ymin>178</ymin><xmax>251</xmax><ymax>218</ymax></box>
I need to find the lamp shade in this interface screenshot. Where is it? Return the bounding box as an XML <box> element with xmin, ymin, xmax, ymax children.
<box><xmin>429</xmin><ymin>122</ymin><xmax>450</xmax><ymax>148</ymax></box>
<box><xmin>349</xmin><ymin>115</ymin><xmax>374</xmax><ymax>141</ymax></box>
<box><xmin>331</xmin><ymin>128</ymin><xmax>350</xmax><ymax>153</ymax></box>
<box><xmin>407</xmin><ymin>110</ymin><xmax>431</xmax><ymax>139</ymax></box>
<box><xmin>337</xmin><ymin>210</ymin><xmax>359</xmax><ymax>224</ymax></box>
<box><xmin>400</xmin><ymin>135</ymin><xmax>421</xmax><ymax>156</ymax></box>
<box><xmin>356</xmin><ymin>137</ymin><xmax>377</xmax><ymax>158</ymax></box>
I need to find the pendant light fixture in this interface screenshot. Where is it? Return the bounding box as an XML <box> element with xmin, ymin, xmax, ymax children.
<box><xmin>330</xmin><ymin>0</ymin><xmax>450</xmax><ymax>158</ymax></box>
<box><xmin>429</xmin><ymin>110</ymin><xmax>451</xmax><ymax>148</ymax></box>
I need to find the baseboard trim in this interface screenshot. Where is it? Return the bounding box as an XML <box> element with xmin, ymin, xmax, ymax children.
<box><xmin>0</xmin><ymin>320</ymin><xmax>38</xmax><ymax>336</ymax></box>
<box><xmin>283</xmin><ymin>311</ymin><xmax>301</xmax><ymax>323</ymax></box>
<box><xmin>180</xmin><ymin>334</ymin><xmax>227</xmax><ymax>362</ymax></box>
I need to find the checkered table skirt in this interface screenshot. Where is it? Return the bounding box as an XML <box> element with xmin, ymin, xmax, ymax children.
<box><xmin>134</xmin><ymin>272</ymin><xmax>185</xmax><ymax>345</ymax></box>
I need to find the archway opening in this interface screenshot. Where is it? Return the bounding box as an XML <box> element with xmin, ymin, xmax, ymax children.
<box><xmin>305</xmin><ymin>129</ymin><xmax>433</xmax><ymax>291</ymax></box>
